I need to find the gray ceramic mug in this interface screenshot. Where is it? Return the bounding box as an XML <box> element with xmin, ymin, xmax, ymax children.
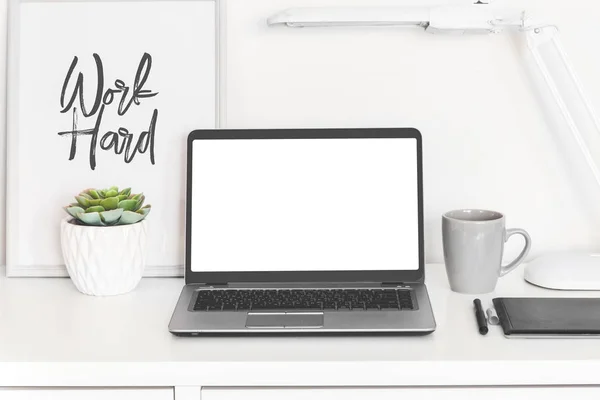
<box><xmin>442</xmin><ymin>209</ymin><xmax>531</xmax><ymax>294</ymax></box>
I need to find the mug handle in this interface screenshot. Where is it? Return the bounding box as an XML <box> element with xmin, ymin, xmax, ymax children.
<box><xmin>499</xmin><ymin>228</ymin><xmax>532</xmax><ymax>277</ymax></box>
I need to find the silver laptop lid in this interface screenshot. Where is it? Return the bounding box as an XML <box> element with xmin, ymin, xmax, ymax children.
<box><xmin>184</xmin><ymin>128</ymin><xmax>424</xmax><ymax>285</ymax></box>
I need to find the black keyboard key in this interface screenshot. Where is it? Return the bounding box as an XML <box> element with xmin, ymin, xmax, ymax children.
<box><xmin>249</xmin><ymin>304</ymin><xmax>272</xmax><ymax>310</ymax></box>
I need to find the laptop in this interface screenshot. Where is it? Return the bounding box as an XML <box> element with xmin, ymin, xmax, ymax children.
<box><xmin>168</xmin><ymin>128</ymin><xmax>436</xmax><ymax>335</ymax></box>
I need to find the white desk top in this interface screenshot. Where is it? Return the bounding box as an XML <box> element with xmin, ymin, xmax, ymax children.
<box><xmin>1</xmin><ymin>264</ymin><xmax>600</xmax><ymax>387</ymax></box>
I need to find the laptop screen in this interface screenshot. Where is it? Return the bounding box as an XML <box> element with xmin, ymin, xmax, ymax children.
<box><xmin>190</xmin><ymin>138</ymin><xmax>419</xmax><ymax>272</ymax></box>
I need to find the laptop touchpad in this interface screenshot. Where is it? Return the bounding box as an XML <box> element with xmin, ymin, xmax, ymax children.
<box><xmin>246</xmin><ymin>312</ymin><xmax>324</xmax><ymax>329</ymax></box>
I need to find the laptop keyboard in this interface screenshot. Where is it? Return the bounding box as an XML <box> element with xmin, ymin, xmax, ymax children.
<box><xmin>193</xmin><ymin>288</ymin><xmax>414</xmax><ymax>311</ymax></box>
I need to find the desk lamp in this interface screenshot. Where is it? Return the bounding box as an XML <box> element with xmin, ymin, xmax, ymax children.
<box><xmin>268</xmin><ymin>3</ymin><xmax>600</xmax><ymax>290</ymax></box>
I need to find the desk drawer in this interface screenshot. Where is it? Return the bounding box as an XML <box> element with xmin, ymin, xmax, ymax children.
<box><xmin>202</xmin><ymin>387</ymin><xmax>600</xmax><ymax>400</ymax></box>
<box><xmin>0</xmin><ymin>388</ymin><xmax>173</xmax><ymax>400</ymax></box>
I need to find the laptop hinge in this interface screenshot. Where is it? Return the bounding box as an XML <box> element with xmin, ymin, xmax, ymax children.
<box><xmin>197</xmin><ymin>282</ymin><xmax>411</xmax><ymax>288</ymax></box>
<box><xmin>200</xmin><ymin>283</ymin><xmax>229</xmax><ymax>288</ymax></box>
<box><xmin>381</xmin><ymin>282</ymin><xmax>406</xmax><ymax>287</ymax></box>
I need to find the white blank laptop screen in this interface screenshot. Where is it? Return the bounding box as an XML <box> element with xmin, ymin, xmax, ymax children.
<box><xmin>190</xmin><ymin>138</ymin><xmax>419</xmax><ymax>272</ymax></box>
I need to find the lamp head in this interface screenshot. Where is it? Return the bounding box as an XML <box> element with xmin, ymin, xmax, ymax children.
<box><xmin>267</xmin><ymin>7</ymin><xmax>430</xmax><ymax>29</ymax></box>
<box><xmin>267</xmin><ymin>6</ymin><xmax>526</xmax><ymax>34</ymax></box>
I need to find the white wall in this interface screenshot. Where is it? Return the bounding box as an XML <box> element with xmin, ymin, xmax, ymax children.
<box><xmin>2</xmin><ymin>0</ymin><xmax>600</xmax><ymax>266</ymax></box>
<box><xmin>224</xmin><ymin>0</ymin><xmax>600</xmax><ymax>264</ymax></box>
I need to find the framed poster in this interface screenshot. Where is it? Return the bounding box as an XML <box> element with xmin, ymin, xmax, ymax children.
<box><xmin>6</xmin><ymin>0</ymin><xmax>223</xmax><ymax>276</ymax></box>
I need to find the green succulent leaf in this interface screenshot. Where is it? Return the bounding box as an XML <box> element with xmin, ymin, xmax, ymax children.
<box><xmin>76</xmin><ymin>212</ymin><xmax>105</xmax><ymax>226</ymax></box>
<box><xmin>119</xmin><ymin>187</ymin><xmax>131</xmax><ymax>197</ymax></box>
<box><xmin>99</xmin><ymin>208</ymin><xmax>123</xmax><ymax>225</ymax></box>
<box><xmin>117</xmin><ymin>199</ymin><xmax>138</xmax><ymax>211</ymax></box>
<box><xmin>86</xmin><ymin>205</ymin><xmax>105</xmax><ymax>213</ymax></box>
<box><xmin>98</xmin><ymin>189</ymin><xmax>106</xmax><ymax>198</ymax></box>
<box><xmin>131</xmin><ymin>193</ymin><xmax>143</xmax><ymax>201</ymax></box>
<box><xmin>75</xmin><ymin>195</ymin><xmax>91</xmax><ymax>207</ymax></box>
<box><xmin>88</xmin><ymin>189</ymin><xmax>100</xmax><ymax>199</ymax></box>
<box><xmin>108</xmin><ymin>186</ymin><xmax>119</xmax><ymax>192</ymax></box>
<box><xmin>79</xmin><ymin>193</ymin><xmax>93</xmax><ymax>200</ymax></box>
<box><xmin>105</xmin><ymin>189</ymin><xmax>118</xmax><ymax>198</ymax></box>
<box><xmin>117</xmin><ymin>194</ymin><xmax>128</xmax><ymax>201</ymax></box>
<box><xmin>87</xmin><ymin>198</ymin><xmax>102</xmax><ymax>206</ymax></box>
<box><xmin>100</xmin><ymin>196</ymin><xmax>119</xmax><ymax>210</ymax></box>
<box><xmin>118</xmin><ymin>210</ymin><xmax>144</xmax><ymax>225</ymax></box>
<box><xmin>136</xmin><ymin>205</ymin><xmax>151</xmax><ymax>217</ymax></box>
<box><xmin>133</xmin><ymin>195</ymin><xmax>145</xmax><ymax>211</ymax></box>
<box><xmin>64</xmin><ymin>205</ymin><xmax>85</xmax><ymax>219</ymax></box>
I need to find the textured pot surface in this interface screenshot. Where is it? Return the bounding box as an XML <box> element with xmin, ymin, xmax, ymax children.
<box><xmin>60</xmin><ymin>218</ymin><xmax>148</xmax><ymax>296</ymax></box>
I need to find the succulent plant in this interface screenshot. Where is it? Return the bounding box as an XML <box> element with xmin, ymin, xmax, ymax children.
<box><xmin>63</xmin><ymin>186</ymin><xmax>151</xmax><ymax>226</ymax></box>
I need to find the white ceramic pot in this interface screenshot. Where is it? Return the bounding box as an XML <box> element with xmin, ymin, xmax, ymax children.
<box><xmin>60</xmin><ymin>217</ymin><xmax>148</xmax><ymax>296</ymax></box>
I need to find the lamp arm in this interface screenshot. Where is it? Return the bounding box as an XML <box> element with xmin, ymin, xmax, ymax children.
<box><xmin>267</xmin><ymin>6</ymin><xmax>600</xmax><ymax>188</ymax></box>
<box><xmin>525</xmin><ymin>25</ymin><xmax>600</xmax><ymax>189</ymax></box>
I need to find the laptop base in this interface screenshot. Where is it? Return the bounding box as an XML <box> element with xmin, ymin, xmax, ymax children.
<box><xmin>169</xmin><ymin>283</ymin><xmax>436</xmax><ymax>335</ymax></box>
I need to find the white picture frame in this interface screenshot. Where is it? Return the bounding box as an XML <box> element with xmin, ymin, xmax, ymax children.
<box><xmin>6</xmin><ymin>0</ymin><xmax>227</xmax><ymax>277</ymax></box>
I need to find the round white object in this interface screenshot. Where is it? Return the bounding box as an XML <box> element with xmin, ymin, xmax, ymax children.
<box><xmin>524</xmin><ymin>252</ymin><xmax>600</xmax><ymax>290</ymax></box>
<box><xmin>60</xmin><ymin>217</ymin><xmax>148</xmax><ymax>296</ymax></box>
